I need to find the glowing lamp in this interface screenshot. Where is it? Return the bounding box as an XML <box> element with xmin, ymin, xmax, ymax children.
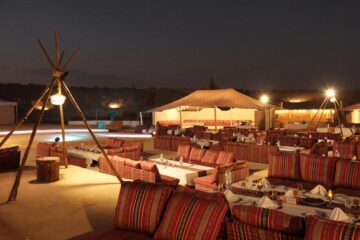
<box><xmin>50</xmin><ymin>93</ymin><xmax>66</xmax><ymax>105</ymax></box>
<box><xmin>108</xmin><ymin>102</ymin><xmax>121</xmax><ymax>109</ymax></box>
<box><xmin>325</xmin><ymin>89</ymin><xmax>335</xmax><ymax>98</ymax></box>
<box><xmin>260</xmin><ymin>95</ymin><xmax>269</xmax><ymax>104</ymax></box>
<box><xmin>330</xmin><ymin>97</ymin><xmax>336</xmax><ymax>103</ymax></box>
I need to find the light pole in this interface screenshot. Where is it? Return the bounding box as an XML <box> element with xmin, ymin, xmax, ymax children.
<box><xmin>260</xmin><ymin>95</ymin><xmax>269</xmax><ymax>130</ymax></box>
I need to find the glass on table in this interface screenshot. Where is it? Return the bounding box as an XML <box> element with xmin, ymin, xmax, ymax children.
<box><xmin>345</xmin><ymin>199</ymin><xmax>352</xmax><ymax>211</ymax></box>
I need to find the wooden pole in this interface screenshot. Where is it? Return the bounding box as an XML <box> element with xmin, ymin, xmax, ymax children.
<box><xmin>315</xmin><ymin>98</ymin><xmax>329</xmax><ymax>130</ymax></box>
<box><xmin>62</xmin><ymin>48</ymin><xmax>80</xmax><ymax>71</ymax></box>
<box><xmin>8</xmin><ymin>78</ymin><xmax>56</xmax><ymax>202</ymax></box>
<box><xmin>306</xmin><ymin>97</ymin><xmax>328</xmax><ymax>131</ymax></box>
<box><xmin>214</xmin><ymin>106</ymin><xmax>217</xmax><ymax>131</ymax></box>
<box><xmin>57</xmin><ymin>79</ymin><xmax>68</xmax><ymax>167</ymax></box>
<box><xmin>333</xmin><ymin>101</ymin><xmax>344</xmax><ymax>136</ymax></box>
<box><xmin>38</xmin><ymin>39</ymin><xmax>56</xmax><ymax>68</ymax></box>
<box><xmin>61</xmin><ymin>81</ymin><xmax>123</xmax><ymax>183</ymax></box>
<box><xmin>54</xmin><ymin>31</ymin><xmax>60</xmax><ymax>66</ymax></box>
<box><xmin>0</xmin><ymin>81</ymin><xmax>53</xmax><ymax>148</ymax></box>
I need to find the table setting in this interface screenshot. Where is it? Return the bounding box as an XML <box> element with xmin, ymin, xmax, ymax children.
<box><xmin>224</xmin><ymin>178</ymin><xmax>360</xmax><ymax>224</ymax></box>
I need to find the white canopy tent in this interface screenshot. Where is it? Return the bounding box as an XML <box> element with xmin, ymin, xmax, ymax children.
<box><xmin>147</xmin><ymin>89</ymin><xmax>274</xmax><ymax>129</ymax></box>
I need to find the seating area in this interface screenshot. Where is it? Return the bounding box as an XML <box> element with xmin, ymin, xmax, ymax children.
<box><xmin>81</xmin><ymin>180</ymin><xmax>360</xmax><ymax>240</ymax></box>
<box><xmin>36</xmin><ymin>142</ymin><xmax>88</xmax><ymax>168</ymax></box>
<box><xmin>267</xmin><ymin>151</ymin><xmax>360</xmax><ymax>197</ymax></box>
<box><xmin>0</xmin><ymin>146</ymin><xmax>20</xmax><ymax>172</ymax></box>
<box><xmin>103</xmin><ymin>138</ymin><xmax>143</xmax><ymax>160</ymax></box>
<box><xmin>98</xmin><ymin>155</ymin><xmax>179</xmax><ymax>186</ymax></box>
<box><xmin>175</xmin><ymin>144</ymin><xmax>237</xmax><ymax>166</ymax></box>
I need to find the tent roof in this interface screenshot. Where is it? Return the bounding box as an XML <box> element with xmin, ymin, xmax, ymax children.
<box><xmin>344</xmin><ymin>103</ymin><xmax>360</xmax><ymax>110</ymax></box>
<box><xmin>147</xmin><ymin>88</ymin><xmax>274</xmax><ymax>112</ymax></box>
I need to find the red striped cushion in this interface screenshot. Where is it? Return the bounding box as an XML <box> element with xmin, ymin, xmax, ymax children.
<box><xmin>333</xmin><ymin>141</ymin><xmax>356</xmax><ymax>160</ymax></box>
<box><xmin>80</xmin><ymin>227</ymin><xmax>152</xmax><ymax>240</ymax></box>
<box><xmin>268</xmin><ymin>152</ymin><xmax>300</xmax><ymax>180</ymax></box>
<box><xmin>201</xmin><ymin>150</ymin><xmax>220</xmax><ymax>164</ymax></box>
<box><xmin>215</xmin><ymin>151</ymin><xmax>235</xmax><ymax>165</ymax></box>
<box><xmin>176</xmin><ymin>145</ymin><xmax>191</xmax><ymax>161</ymax></box>
<box><xmin>114</xmin><ymin>181</ymin><xmax>173</xmax><ymax>234</ymax></box>
<box><xmin>300</xmin><ymin>154</ymin><xmax>337</xmax><ymax>187</ymax></box>
<box><xmin>357</xmin><ymin>143</ymin><xmax>360</xmax><ymax>161</ymax></box>
<box><xmin>98</xmin><ymin>156</ymin><xmax>125</xmax><ymax>176</ymax></box>
<box><xmin>189</xmin><ymin>148</ymin><xmax>206</xmax><ymax>163</ymax></box>
<box><xmin>113</xmin><ymin>139</ymin><xmax>124</xmax><ymax>148</ymax></box>
<box><xmin>305</xmin><ymin>215</ymin><xmax>360</xmax><ymax>240</ymax></box>
<box><xmin>232</xmin><ymin>205</ymin><xmax>304</xmax><ymax>235</ymax></box>
<box><xmin>154</xmin><ymin>191</ymin><xmax>228</xmax><ymax>240</ymax></box>
<box><xmin>125</xmin><ymin>159</ymin><xmax>141</xmax><ymax>168</ymax></box>
<box><xmin>226</xmin><ymin>221</ymin><xmax>302</xmax><ymax>240</ymax></box>
<box><xmin>334</xmin><ymin>159</ymin><xmax>360</xmax><ymax>189</ymax></box>
<box><xmin>249</xmin><ymin>145</ymin><xmax>279</xmax><ymax>164</ymax></box>
<box><xmin>106</xmin><ymin>138</ymin><xmax>116</xmax><ymax>148</ymax></box>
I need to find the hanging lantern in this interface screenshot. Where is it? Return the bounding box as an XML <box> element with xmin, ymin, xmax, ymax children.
<box><xmin>50</xmin><ymin>93</ymin><xmax>66</xmax><ymax>105</ymax></box>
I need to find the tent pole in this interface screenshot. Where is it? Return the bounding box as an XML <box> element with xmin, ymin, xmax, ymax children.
<box><xmin>61</xmin><ymin>81</ymin><xmax>123</xmax><ymax>183</ymax></box>
<box><xmin>214</xmin><ymin>106</ymin><xmax>217</xmax><ymax>131</ymax></box>
<box><xmin>0</xmin><ymin>80</ymin><xmax>53</xmax><ymax>148</ymax></box>
<box><xmin>57</xmin><ymin>79</ymin><xmax>68</xmax><ymax>168</ymax></box>
<box><xmin>8</xmin><ymin>78</ymin><xmax>56</xmax><ymax>202</ymax></box>
<box><xmin>179</xmin><ymin>106</ymin><xmax>182</xmax><ymax>128</ymax></box>
<box><xmin>196</xmin><ymin>107</ymin><xmax>199</xmax><ymax>125</ymax></box>
<box><xmin>140</xmin><ymin>112</ymin><xmax>143</xmax><ymax>125</ymax></box>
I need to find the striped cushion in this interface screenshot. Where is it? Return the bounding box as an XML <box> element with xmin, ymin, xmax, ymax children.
<box><xmin>154</xmin><ymin>191</ymin><xmax>228</xmax><ymax>240</ymax></box>
<box><xmin>176</xmin><ymin>145</ymin><xmax>191</xmax><ymax>161</ymax></box>
<box><xmin>249</xmin><ymin>145</ymin><xmax>279</xmax><ymax>164</ymax></box>
<box><xmin>36</xmin><ymin>142</ymin><xmax>50</xmax><ymax>158</ymax></box>
<box><xmin>334</xmin><ymin>159</ymin><xmax>360</xmax><ymax>189</ymax></box>
<box><xmin>305</xmin><ymin>215</ymin><xmax>360</xmax><ymax>240</ymax></box>
<box><xmin>189</xmin><ymin>148</ymin><xmax>206</xmax><ymax>163</ymax></box>
<box><xmin>113</xmin><ymin>139</ymin><xmax>124</xmax><ymax>148</ymax></box>
<box><xmin>201</xmin><ymin>150</ymin><xmax>220</xmax><ymax>165</ymax></box>
<box><xmin>268</xmin><ymin>152</ymin><xmax>300</xmax><ymax>180</ymax></box>
<box><xmin>114</xmin><ymin>181</ymin><xmax>173</xmax><ymax>234</ymax></box>
<box><xmin>140</xmin><ymin>161</ymin><xmax>161</xmax><ymax>182</ymax></box>
<box><xmin>358</xmin><ymin>143</ymin><xmax>360</xmax><ymax>161</ymax></box>
<box><xmin>232</xmin><ymin>205</ymin><xmax>304</xmax><ymax>235</ymax></box>
<box><xmin>106</xmin><ymin>138</ymin><xmax>116</xmax><ymax>148</ymax></box>
<box><xmin>226</xmin><ymin>221</ymin><xmax>302</xmax><ymax>240</ymax></box>
<box><xmin>333</xmin><ymin>141</ymin><xmax>356</xmax><ymax>160</ymax></box>
<box><xmin>125</xmin><ymin>159</ymin><xmax>141</xmax><ymax>168</ymax></box>
<box><xmin>98</xmin><ymin>156</ymin><xmax>125</xmax><ymax>176</ymax></box>
<box><xmin>300</xmin><ymin>154</ymin><xmax>337</xmax><ymax>187</ymax></box>
<box><xmin>80</xmin><ymin>227</ymin><xmax>152</xmax><ymax>240</ymax></box>
<box><xmin>215</xmin><ymin>151</ymin><xmax>235</xmax><ymax>165</ymax></box>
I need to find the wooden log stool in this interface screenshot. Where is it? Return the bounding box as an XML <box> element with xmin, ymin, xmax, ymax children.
<box><xmin>36</xmin><ymin>157</ymin><xmax>60</xmax><ymax>183</ymax></box>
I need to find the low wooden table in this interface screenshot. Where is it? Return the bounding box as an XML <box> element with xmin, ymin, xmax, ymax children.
<box><xmin>36</xmin><ymin>157</ymin><xmax>60</xmax><ymax>183</ymax></box>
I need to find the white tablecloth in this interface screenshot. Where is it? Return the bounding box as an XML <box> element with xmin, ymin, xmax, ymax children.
<box><xmin>150</xmin><ymin>158</ymin><xmax>214</xmax><ymax>186</ymax></box>
<box><xmin>67</xmin><ymin>148</ymin><xmax>102</xmax><ymax>166</ymax></box>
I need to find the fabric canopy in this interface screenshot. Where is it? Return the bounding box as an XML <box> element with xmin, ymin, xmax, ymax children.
<box><xmin>343</xmin><ymin>103</ymin><xmax>360</xmax><ymax>110</ymax></box>
<box><xmin>147</xmin><ymin>88</ymin><xmax>273</xmax><ymax>112</ymax></box>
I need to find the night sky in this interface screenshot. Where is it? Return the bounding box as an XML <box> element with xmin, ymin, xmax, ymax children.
<box><xmin>1</xmin><ymin>1</ymin><xmax>360</xmax><ymax>90</ymax></box>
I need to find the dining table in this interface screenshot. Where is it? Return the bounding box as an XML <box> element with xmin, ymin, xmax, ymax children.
<box><xmin>148</xmin><ymin>158</ymin><xmax>215</xmax><ymax>186</ymax></box>
<box><xmin>222</xmin><ymin>180</ymin><xmax>360</xmax><ymax>223</ymax></box>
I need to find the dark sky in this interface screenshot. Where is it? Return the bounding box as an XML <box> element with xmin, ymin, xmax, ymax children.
<box><xmin>1</xmin><ymin>1</ymin><xmax>360</xmax><ymax>90</ymax></box>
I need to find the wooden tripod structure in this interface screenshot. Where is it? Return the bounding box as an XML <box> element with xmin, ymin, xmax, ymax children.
<box><xmin>306</xmin><ymin>94</ymin><xmax>351</xmax><ymax>136</ymax></box>
<box><xmin>0</xmin><ymin>31</ymin><xmax>123</xmax><ymax>202</ymax></box>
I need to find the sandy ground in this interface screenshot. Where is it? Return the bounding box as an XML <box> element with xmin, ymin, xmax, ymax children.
<box><xmin>0</xmin><ymin>124</ymin><xmax>267</xmax><ymax>240</ymax></box>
